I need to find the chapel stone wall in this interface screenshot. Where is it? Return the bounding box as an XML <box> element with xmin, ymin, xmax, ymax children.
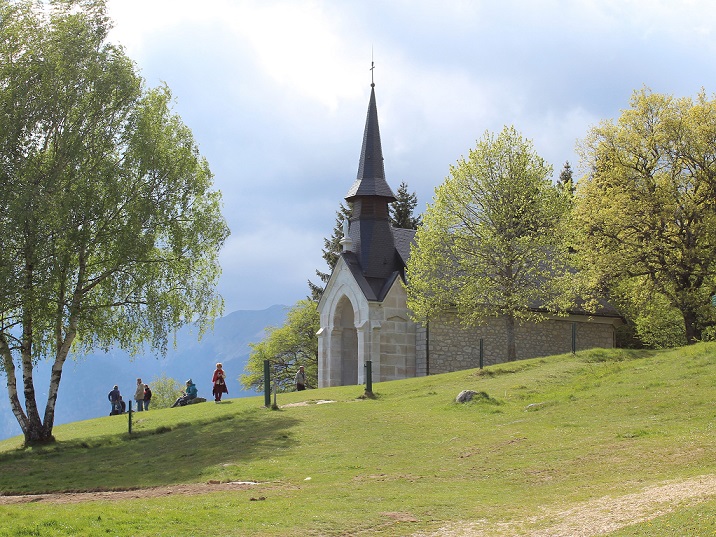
<box><xmin>417</xmin><ymin>313</ymin><xmax>617</xmax><ymax>374</ymax></box>
<box><xmin>375</xmin><ymin>281</ymin><xmax>417</xmax><ymax>381</ymax></box>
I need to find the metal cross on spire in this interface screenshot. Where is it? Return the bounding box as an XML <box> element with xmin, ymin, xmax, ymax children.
<box><xmin>370</xmin><ymin>49</ymin><xmax>375</xmax><ymax>87</ymax></box>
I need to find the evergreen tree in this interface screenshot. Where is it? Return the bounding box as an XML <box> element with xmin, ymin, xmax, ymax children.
<box><xmin>558</xmin><ymin>161</ymin><xmax>575</xmax><ymax>198</ymax></box>
<box><xmin>308</xmin><ymin>203</ymin><xmax>352</xmax><ymax>300</ymax></box>
<box><xmin>390</xmin><ymin>181</ymin><xmax>422</xmax><ymax>229</ymax></box>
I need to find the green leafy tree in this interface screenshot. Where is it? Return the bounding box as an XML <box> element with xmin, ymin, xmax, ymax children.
<box><xmin>241</xmin><ymin>299</ymin><xmax>319</xmax><ymax>392</ymax></box>
<box><xmin>0</xmin><ymin>0</ymin><xmax>229</xmax><ymax>444</ymax></box>
<box><xmin>574</xmin><ymin>88</ymin><xmax>716</xmax><ymax>344</ymax></box>
<box><xmin>407</xmin><ymin>126</ymin><xmax>570</xmax><ymax>361</ymax></box>
<box><xmin>390</xmin><ymin>181</ymin><xmax>422</xmax><ymax>229</ymax></box>
<box><xmin>308</xmin><ymin>203</ymin><xmax>351</xmax><ymax>300</ymax></box>
<box><xmin>146</xmin><ymin>374</ymin><xmax>185</xmax><ymax>409</ymax></box>
<box><xmin>609</xmin><ymin>278</ymin><xmax>687</xmax><ymax>349</ymax></box>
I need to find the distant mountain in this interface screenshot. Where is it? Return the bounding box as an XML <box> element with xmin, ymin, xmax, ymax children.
<box><xmin>0</xmin><ymin>305</ymin><xmax>288</xmax><ymax>441</ymax></box>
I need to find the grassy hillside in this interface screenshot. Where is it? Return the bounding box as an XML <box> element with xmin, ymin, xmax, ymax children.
<box><xmin>0</xmin><ymin>304</ymin><xmax>288</xmax><ymax>441</ymax></box>
<box><xmin>0</xmin><ymin>344</ymin><xmax>715</xmax><ymax>536</ymax></box>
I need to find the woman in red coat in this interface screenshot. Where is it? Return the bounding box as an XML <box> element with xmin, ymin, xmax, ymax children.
<box><xmin>212</xmin><ymin>362</ymin><xmax>228</xmax><ymax>403</ymax></box>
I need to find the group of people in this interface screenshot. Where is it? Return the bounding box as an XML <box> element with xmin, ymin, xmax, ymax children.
<box><xmin>108</xmin><ymin>379</ymin><xmax>152</xmax><ymax>415</ymax></box>
<box><xmin>108</xmin><ymin>363</ymin><xmax>230</xmax><ymax>414</ymax></box>
<box><xmin>171</xmin><ymin>362</ymin><xmax>229</xmax><ymax>406</ymax></box>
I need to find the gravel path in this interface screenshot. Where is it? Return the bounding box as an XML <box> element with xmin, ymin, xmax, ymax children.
<box><xmin>412</xmin><ymin>474</ymin><xmax>716</xmax><ymax>537</ymax></box>
<box><xmin>2</xmin><ymin>473</ymin><xmax>714</xmax><ymax>537</ymax></box>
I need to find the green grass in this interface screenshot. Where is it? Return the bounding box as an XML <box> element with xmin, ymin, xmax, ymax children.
<box><xmin>1</xmin><ymin>344</ymin><xmax>715</xmax><ymax>536</ymax></box>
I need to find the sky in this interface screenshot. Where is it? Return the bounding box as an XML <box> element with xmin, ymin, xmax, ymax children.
<box><xmin>105</xmin><ymin>0</ymin><xmax>716</xmax><ymax>314</ymax></box>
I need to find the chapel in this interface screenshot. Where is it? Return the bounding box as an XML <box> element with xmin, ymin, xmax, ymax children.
<box><xmin>316</xmin><ymin>81</ymin><xmax>622</xmax><ymax>388</ymax></box>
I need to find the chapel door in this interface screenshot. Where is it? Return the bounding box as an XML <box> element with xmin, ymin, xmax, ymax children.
<box><xmin>337</xmin><ymin>297</ymin><xmax>358</xmax><ymax>385</ymax></box>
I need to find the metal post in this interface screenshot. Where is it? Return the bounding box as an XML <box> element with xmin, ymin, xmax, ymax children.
<box><xmin>263</xmin><ymin>360</ymin><xmax>271</xmax><ymax>407</ymax></box>
<box><xmin>479</xmin><ymin>338</ymin><xmax>484</xmax><ymax>369</ymax></box>
<box><xmin>128</xmin><ymin>400</ymin><xmax>132</xmax><ymax>434</ymax></box>
<box><xmin>273</xmin><ymin>376</ymin><xmax>278</xmax><ymax>409</ymax></box>
<box><xmin>364</xmin><ymin>360</ymin><xmax>373</xmax><ymax>395</ymax></box>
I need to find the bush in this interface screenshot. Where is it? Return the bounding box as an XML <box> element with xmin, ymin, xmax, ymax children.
<box><xmin>147</xmin><ymin>375</ymin><xmax>184</xmax><ymax>409</ymax></box>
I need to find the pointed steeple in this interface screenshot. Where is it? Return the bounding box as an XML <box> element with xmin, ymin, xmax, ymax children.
<box><xmin>344</xmin><ymin>79</ymin><xmax>398</xmax><ymax>286</ymax></box>
<box><xmin>345</xmin><ymin>83</ymin><xmax>396</xmax><ymax>202</ymax></box>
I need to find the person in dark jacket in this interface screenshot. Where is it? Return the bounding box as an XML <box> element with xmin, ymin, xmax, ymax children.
<box><xmin>143</xmin><ymin>384</ymin><xmax>152</xmax><ymax>410</ymax></box>
<box><xmin>108</xmin><ymin>385</ymin><xmax>121</xmax><ymax>415</ymax></box>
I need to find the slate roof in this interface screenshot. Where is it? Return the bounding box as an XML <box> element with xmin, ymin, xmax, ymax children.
<box><xmin>340</xmin><ymin>251</ymin><xmax>400</xmax><ymax>302</ymax></box>
<box><xmin>345</xmin><ymin>85</ymin><xmax>396</xmax><ymax>202</ymax></box>
<box><xmin>338</xmin><ymin>226</ymin><xmax>414</xmax><ymax>303</ymax></box>
<box><xmin>393</xmin><ymin>227</ymin><xmax>417</xmax><ymax>267</ymax></box>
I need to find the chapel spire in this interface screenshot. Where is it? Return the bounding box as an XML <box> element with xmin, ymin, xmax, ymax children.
<box><xmin>344</xmin><ymin>74</ymin><xmax>398</xmax><ymax>284</ymax></box>
<box><xmin>345</xmin><ymin>73</ymin><xmax>396</xmax><ymax>202</ymax></box>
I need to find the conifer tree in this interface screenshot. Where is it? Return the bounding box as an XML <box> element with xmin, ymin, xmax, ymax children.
<box><xmin>390</xmin><ymin>181</ymin><xmax>422</xmax><ymax>229</ymax></box>
<box><xmin>308</xmin><ymin>203</ymin><xmax>352</xmax><ymax>300</ymax></box>
<box><xmin>558</xmin><ymin>161</ymin><xmax>575</xmax><ymax>198</ymax></box>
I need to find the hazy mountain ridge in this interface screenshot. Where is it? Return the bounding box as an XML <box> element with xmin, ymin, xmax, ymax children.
<box><xmin>0</xmin><ymin>305</ymin><xmax>288</xmax><ymax>441</ymax></box>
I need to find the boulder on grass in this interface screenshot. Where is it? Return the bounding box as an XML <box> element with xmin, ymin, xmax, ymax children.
<box><xmin>455</xmin><ymin>390</ymin><xmax>478</xmax><ymax>403</ymax></box>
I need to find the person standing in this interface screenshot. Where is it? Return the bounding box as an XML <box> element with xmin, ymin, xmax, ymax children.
<box><xmin>134</xmin><ymin>378</ymin><xmax>145</xmax><ymax>411</ymax></box>
<box><xmin>143</xmin><ymin>384</ymin><xmax>152</xmax><ymax>410</ymax></box>
<box><xmin>295</xmin><ymin>365</ymin><xmax>306</xmax><ymax>391</ymax></box>
<box><xmin>212</xmin><ymin>362</ymin><xmax>228</xmax><ymax>403</ymax></box>
<box><xmin>108</xmin><ymin>385</ymin><xmax>121</xmax><ymax>415</ymax></box>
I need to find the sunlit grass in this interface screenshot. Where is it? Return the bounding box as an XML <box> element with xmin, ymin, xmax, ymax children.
<box><xmin>1</xmin><ymin>344</ymin><xmax>715</xmax><ymax>536</ymax></box>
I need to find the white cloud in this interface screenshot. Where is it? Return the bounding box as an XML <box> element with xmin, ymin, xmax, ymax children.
<box><xmin>103</xmin><ymin>0</ymin><xmax>716</xmax><ymax>311</ymax></box>
<box><xmin>108</xmin><ymin>0</ymin><xmax>367</xmax><ymax>112</ymax></box>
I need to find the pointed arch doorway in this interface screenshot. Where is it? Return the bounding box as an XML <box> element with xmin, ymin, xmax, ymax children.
<box><xmin>335</xmin><ymin>296</ymin><xmax>358</xmax><ymax>385</ymax></box>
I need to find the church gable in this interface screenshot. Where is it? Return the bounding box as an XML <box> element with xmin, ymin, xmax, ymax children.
<box><xmin>318</xmin><ymin>255</ymin><xmax>368</xmax><ymax>322</ymax></box>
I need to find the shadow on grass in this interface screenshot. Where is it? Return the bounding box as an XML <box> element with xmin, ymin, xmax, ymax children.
<box><xmin>0</xmin><ymin>408</ymin><xmax>301</xmax><ymax>494</ymax></box>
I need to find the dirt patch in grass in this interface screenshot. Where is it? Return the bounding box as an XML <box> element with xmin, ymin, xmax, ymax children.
<box><xmin>414</xmin><ymin>474</ymin><xmax>716</xmax><ymax>537</ymax></box>
<box><xmin>0</xmin><ymin>481</ymin><xmax>261</xmax><ymax>505</ymax></box>
<box><xmin>2</xmin><ymin>473</ymin><xmax>714</xmax><ymax>537</ymax></box>
<box><xmin>382</xmin><ymin>512</ymin><xmax>418</xmax><ymax>522</ymax></box>
<box><xmin>280</xmin><ymin>399</ymin><xmax>336</xmax><ymax>408</ymax></box>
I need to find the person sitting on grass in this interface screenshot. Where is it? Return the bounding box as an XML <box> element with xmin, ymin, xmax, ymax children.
<box><xmin>171</xmin><ymin>379</ymin><xmax>198</xmax><ymax>407</ymax></box>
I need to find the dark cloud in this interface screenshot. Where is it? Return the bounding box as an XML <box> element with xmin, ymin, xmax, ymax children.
<box><xmin>107</xmin><ymin>0</ymin><xmax>716</xmax><ymax>312</ymax></box>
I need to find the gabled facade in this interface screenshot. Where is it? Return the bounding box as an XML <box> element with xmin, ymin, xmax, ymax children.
<box><xmin>317</xmin><ymin>83</ymin><xmax>622</xmax><ymax>388</ymax></box>
<box><xmin>317</xmin><ymin>82</ymin><xmax>419</xmax><ymax>387</ymax></box>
